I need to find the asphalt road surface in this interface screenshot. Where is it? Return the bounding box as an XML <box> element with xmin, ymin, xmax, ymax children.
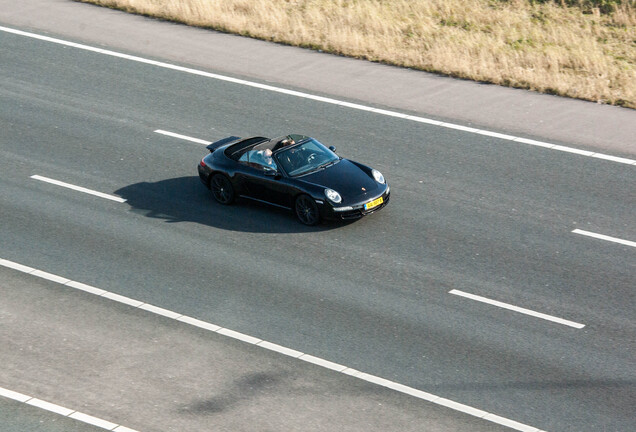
<box><xmin>1</xmin><ymin>1</ymin><xmax>635</xmax><ymax>432</ymax></box>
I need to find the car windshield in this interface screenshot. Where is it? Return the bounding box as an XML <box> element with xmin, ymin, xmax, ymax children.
<box><xmin>275</xmin><ymin>138</ymin><xmax>339</xmax><ymax>177</ymax></box>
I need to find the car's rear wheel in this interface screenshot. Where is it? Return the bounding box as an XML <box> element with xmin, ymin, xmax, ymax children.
<box><xmin>295</xmin><ymin>194</ymin><xmax>320</xmax><ymax>226</ymax></box>
<box><xmin>210</xmin><ymin>174</ymin><xmax>234</xmax><ymax>205</ymax></box>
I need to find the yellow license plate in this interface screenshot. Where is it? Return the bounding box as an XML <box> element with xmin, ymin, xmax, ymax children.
<box><xmin>364</xmin><ymin>196</ymin><xmax>383</xmax><ymax>210</ymax></box>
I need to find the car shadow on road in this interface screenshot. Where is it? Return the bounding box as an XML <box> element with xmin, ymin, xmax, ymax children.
<box><xmin>115</xmin><ymin>176</ymin><xmax>346</xmax><ymax>233</ymax></box>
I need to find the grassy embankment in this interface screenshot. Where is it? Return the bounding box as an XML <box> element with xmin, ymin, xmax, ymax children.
<box><xmin>76</xmin><ymin>0</ymin><xmax>635</xmax><ymax>108</ymax></box>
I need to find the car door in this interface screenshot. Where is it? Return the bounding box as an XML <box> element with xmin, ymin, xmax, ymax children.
<box><xmin>238</xmin><ymin>150</ymin><xmax>293</xmax><ymax>207</ymax></box>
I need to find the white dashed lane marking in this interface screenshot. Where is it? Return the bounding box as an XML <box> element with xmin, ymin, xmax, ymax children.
<box><xmin>449</xmin><ymin>289</ymin><xmax>585</xmax><ymax>329</ymax></box>
<box><xmin>30</xmin><ymin>175</ymin><xmax>126</xmax><ymax>203</ymax></box>
<box><xmin>572</xmin><ymin>229</ymin><xmax>636</xmax><ymax>248</ymax></box>
<box><xmin>154</xmin><ymin>129</ymin><xmax>211</xmax><ymax>145</ymax></box>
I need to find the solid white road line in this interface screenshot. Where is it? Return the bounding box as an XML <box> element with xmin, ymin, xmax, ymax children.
<box><xmin>69</xmin><ymin>412</ymin><xmax>118</xmax><ymax>430</ymax></box>
<box><xmin>154</xmin><ymin>129</ymin><xmax>211</xmax><ymax>145</ymax></box>
<box><xmin>30</xmin><ymin>175</ymin><xmax>126</xmax><ymax>203</ymax></box>
<box><xmin>0</xmin><ymin>385</ymin><xmax>139</xmax><ymax>432</ymax></box>
<box><xmin>449</xmin><ymin>289</ymin><xmax>585</xmax><ymax>329</ymax></box>
<box><xmin>572</xmin><ymin>229</ymin><xmax>636</xmax><ymax>248</ymax></box>
<box><xmin>0</xmin><ymin>257</ymin><xmax>545</xmax><ymax>432</ymax></box>
<box><xmin>0</xmin><ymin>25</ymin><xmax>634</xmax><ymax>167</ymax></box>
<box><xmin>26</xmin><ymin>398</ymin><xmax>74</xmax><ymax>416</ymax></box>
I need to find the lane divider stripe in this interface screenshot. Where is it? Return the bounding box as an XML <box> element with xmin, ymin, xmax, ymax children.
<box><xmin>154</xmin><ymin>129</ymin><xmax>211</xmax><ymax>145</ymax></box>
<box><xmin>30</xmin><ymin>175</ymin><xmax>126</xmax><ymax>203</ymax></box>
<box><xmin>449</xmin><ymin>289</ymin><xmax>585</xmax><ymax>329</ymax></box>
<box><xmin>0</xmin><ymin>386</ymin><xmax>138</xmax><ymax>432</ymax></box>
<box><xmin>572</xmin><ymin>229</ymin><xmax>636</xmax><ymax>248</ymax></box>
<box><xmin>0</xmin><ymin>257</ymin><xmax>545</xmax><ymax>432</ymax></box>
<box><xmin>0</xmin><ymin>25</ymin><xmax>633</xmax><ymax>167</ymax></box>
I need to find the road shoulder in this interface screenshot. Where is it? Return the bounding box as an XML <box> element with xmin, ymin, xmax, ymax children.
<box><xmin>1</xmin><ymin>267</ymin><xmax>513</xmax><ymax>432</ymax></box>
<box><xmin>0</xmin><ymin>0</ymin><xmax>634</xmax><ymax>156</ymax></box>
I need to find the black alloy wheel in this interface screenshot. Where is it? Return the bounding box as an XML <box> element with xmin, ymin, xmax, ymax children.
<box><xmin>210</xmin><ymin>174</ymin><xmax>234</xmax><ymax>205</ymax></box>
<box><xmin>295</xmin><ymin>194</ymin><xmax>320</xmax><ymax>225</ymax></box>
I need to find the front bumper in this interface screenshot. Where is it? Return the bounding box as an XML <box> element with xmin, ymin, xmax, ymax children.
<box><xmin>320</xmin><ymin>187</ymin><xmax>390</xmax><ymax>220</ymax></box>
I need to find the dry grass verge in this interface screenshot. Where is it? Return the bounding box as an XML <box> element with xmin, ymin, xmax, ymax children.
<box><xmin>75</xmin><ymin>0</ymin><xmax>635</xmax><ymax>108</ymax></box>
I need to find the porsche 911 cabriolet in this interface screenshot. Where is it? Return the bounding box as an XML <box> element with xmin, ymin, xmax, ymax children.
<box><xmin>197</xmin><ymin>134</ymin><xmax>390</xmax><ymax>225</ymax></box>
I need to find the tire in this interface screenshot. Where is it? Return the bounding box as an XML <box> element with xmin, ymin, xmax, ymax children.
<box><xmin>210</xmin><ymin>174</ymin><xmax>234</xmax><ymax>205</ymax></box>
<box><xmin>295</xmin><ymin>194</ymin><xmax>320</xmax><ymax>226</ymax></box>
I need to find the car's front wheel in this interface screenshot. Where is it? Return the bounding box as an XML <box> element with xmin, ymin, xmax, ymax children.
<box><xmin>210</xmin><ymin>174</ymin><xmax>234</xmax><ymax>205</ymax></box>
<box><xmin>295</xmin><ymin>194</ymin><xmax>320</xmax><ymax>226</ymax></box>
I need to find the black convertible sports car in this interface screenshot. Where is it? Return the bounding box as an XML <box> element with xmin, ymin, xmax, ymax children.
<box><xmin>197</xmin><ymin>134</ymin><xmax>390</xmax><ymax>225</ymax></box>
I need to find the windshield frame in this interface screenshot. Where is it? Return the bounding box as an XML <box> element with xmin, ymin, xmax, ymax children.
<box><xmin>274</xmin><ymin>138</ymin><xmax>340</xmax><ymax>177</ymax></box>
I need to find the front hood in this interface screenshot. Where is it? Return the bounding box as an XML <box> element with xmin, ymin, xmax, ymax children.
<box><xmin>300</xmin><ymin>159</ymin><xmax>382</xmax><ymax>204</ymax></box>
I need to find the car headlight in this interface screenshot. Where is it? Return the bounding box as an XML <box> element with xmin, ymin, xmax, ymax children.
<box><xmin>372</xmin><ymin>169</ymin><xmax>385</xmax><ymax>184</ymax></box>
<box><xmin>324</xmin><ymin>188</ymin><xmax>342</xmax><ymax>203</ymax></box>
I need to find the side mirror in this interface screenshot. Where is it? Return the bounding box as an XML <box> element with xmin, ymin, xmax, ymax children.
<box><xmin>329</xmin><ymin>145</ymin><xmax>337</xmax><ymax>153</ymax></box>
<box><xmin>264</xmin><ymin>168</ymin><xmax>281</xmax><ymax>179</ymax></box>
